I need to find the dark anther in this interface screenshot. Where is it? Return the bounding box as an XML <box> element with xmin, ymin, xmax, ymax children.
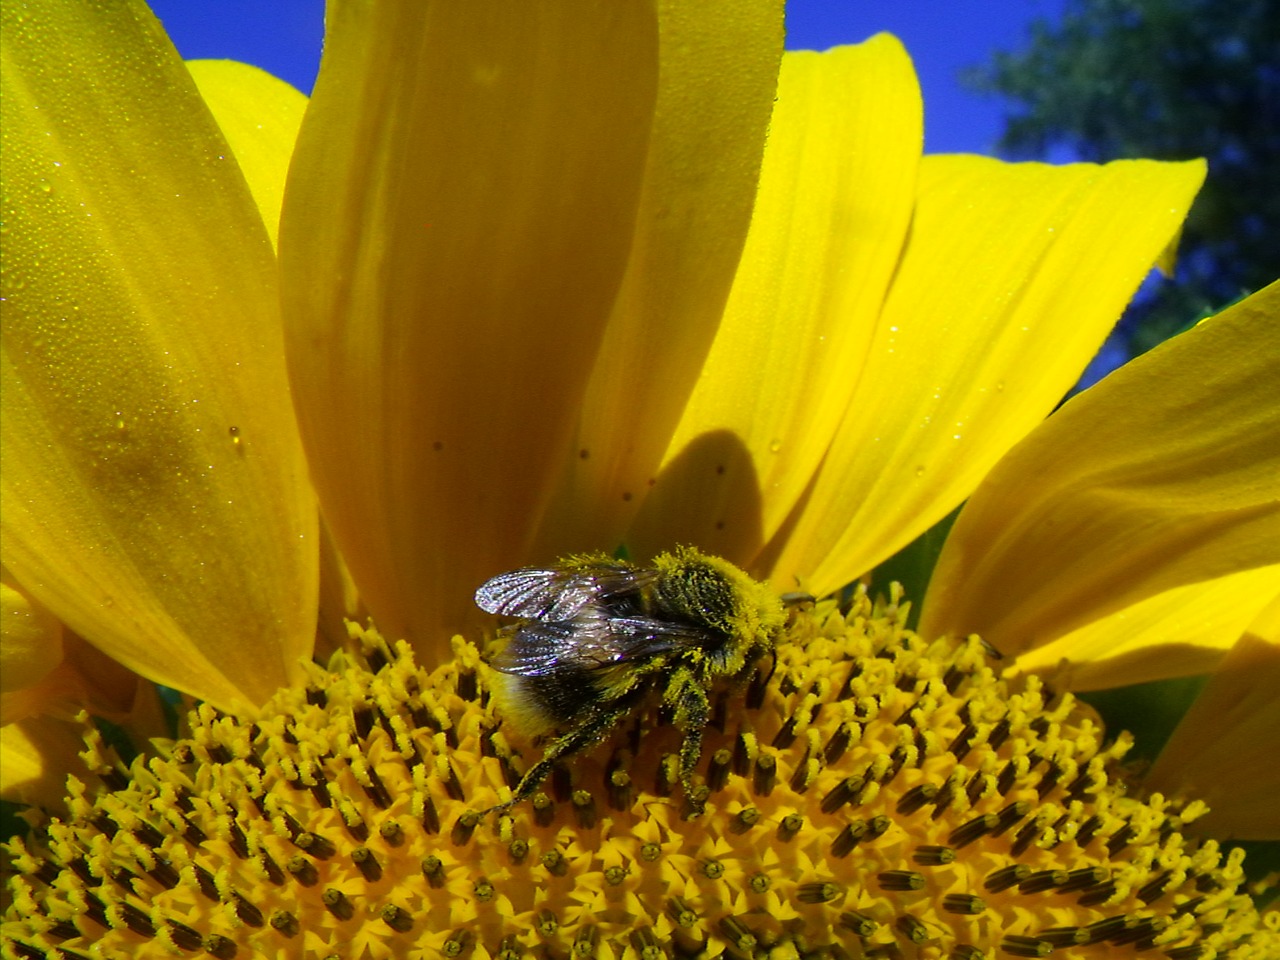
<box><xmin>942</xmin><ymin>894</ymin><xmax>986</xmax><ymax>915</ymax></box>
<box><xmin>1083</xmin><ymin>916</ymin><xmax>1127</xmax><ymax>943</ymax></box>
<box><xmin>753</xmin><ymin>753</ymin><xmax>777</xmax><ymax>796</ymax></box>
<box><xmin>821</xmin><ymin>776</ymin><xmax>865</xmax><ymax>814</ymax></box>
<box><xmin>573</xmin><ymin>924</ymin><xmax>599</xmax><ymax>959</ymax></box>
<box><xmin>777</xmin><ymin>812</ymin><xmax>803</xmax><ymax>842</ymax></box>
<box><xmin>269</xmin><ymin>909</ymin><xmax>300</xmax><ymax>937</ymax></box>
<box><xmin>1077</xmin><ymin>880</ymin><xmax>1119</xmax><ymax>907</ymax></box>
<box><xmin>983</xmin><ymin>864</ymin><xmax>1031</xmax><ymax>893</ymax></box>
<box><xmin>1010</xmin><ymin>817</ymin><xmax>1046</xmax><ymax>857</ymax></box>
<box><xmin>1035</xmin><ymin>760</ymin><xmax>1063</xmax><ymax>799</ymax></box>
<box><xmin>1057</xmin><ymin>866</ymin><xmax>1108</xmax><ymax>893</ymax></box>
<box><xmin>999</xmin><ymin>935</ymin><xmax>1052</xmax><ymax>958</ymax></box>
<box><xmin>532</xmin><ymin>792</ymin><xmax>555</xmax><ymax>828</ymax></box>
<box><xmin>451</xmin><ymin>810</ymin><xmax>479</xmax><ymax>846</ymax></box>
<box><xmin>286</xmin><ymin>855</ymin><xmax>318</xmax><ymax>887</ymax></box>
<box><xmin>996</xmin><ymin>759</ymin><xmax>1020</xmax><ymax>796</ymax></box>
<box><xmin>421</xmin><ymin>855</ymin><xmax>446</xmax><ymax>888</ymax></box>
<box><xmin>204</xmin><ymin>933</ymin><xmax>237</xmax><ymax>959</ymax></box>
<box><xmin>895</xmin><ymin>783</ymin><xmax>938</xmax><ymax>815</ymax></box>
<box><xmin>948</xmin><ymin>812</ymin><xmax>997</xmax><ymax>849</ymax></box>
<box><xmin>731</xmin><ymin>806</ymin><xmax>761</xmax><ymax>834</ymax></box>
<box><xmin>379</xmin><ymin>818</ymin><xmax>404</xmax><ymax>847</ymax></box>
<box><xmin>912</xmin><ymin>845</ymin><xmax>956</xmax><ymax>866</ymax></box>
<box><xmin>839</xmin><ymin>910</ymin><xmax>878</xmax><ymax>937</ymax></box>
<box><xmin>718</xmin><ymin>916</ymin><xmax>757</xmax><ymax>951</ymax></box>
<box><xmin>1037</xmin><ymin>926</ymin><xmax>1088</xmax><ymax>946</ymax></box>
<box><xmin>881</xmin><ymin>745</ymin><xmax>910</xmax><ymax>785</ymax></box>
<box><xmin>442</xmin><ymin>929</ymin><xmax>473</xmax><ymax>958</ymax></box>
<box><xmin>607</xmin><ymin>769</ymin><xmax>633</xmax><ymax>811</ymax></box>
<box><xmin>474</xmin><ymin>878</ymin><xmax>496</xmax><ymax>903</ymax></box>
<box><xmin>166</xmin><ymin>919</ymin><xmax>203</xmax><ymax>951</ymax></box>
<box><xmin>1074</xmin><ymin>814</ymin><xmax>1103</xmax><ymax>847</ymax></box>
<box><xmin>771</xmin><ymin>717</ymin><xmax>798</xmax><ymax>749</ymax></box>
<box><xmin>654</xmin><ymin>755</ymin><xmax>677</xmax><ymax>797</ymax></box>
<box><xmin>536</xmin><ymin>909</ymin><xmax>560</xmax><ymax>937</ymax></box>
<box><xmin>323</xmin><ymin>887</ymin><xmax>354</xmax><ymax>921</ymax></box>
<box><xmin>830</xmin><ymin>820</ymin><xmax>868</xmax><ymax>858</ymax></box>
<box><xmin>456</xmin><ymin>667</ymin><xmax>478</xmax><ymax>701</ymax></box>
<box><xmin>667</xmin><ymin>897</ymin><xmax>697</xmax><ymax>927</ymax></box>
<box><xmin>541</xmin><ymin>850</ymin><xmax>568</xmax><ymax>877</ymax></box>
<box><xmin>796</xmin><ymin>881</ymin><xmax>844</xmax><ymax>904</ymax></box>
<box><xmin>421</xmin><ymin>795</ymin><xmax>441</xmax><ymax>834</ymax></box>
<box><xmin>294</xmin><ymin>831</ymin><xmax>337</xmax><ymax>859</ymax></box>
<box><xmin>232</xmin><ymin>890</ymin><xmax>264</xmax><ymax>926</ymax></box>
<box><xmin>1018</xmin><ymin>869</ymin><xmax>1068</xmax><ymax>894</ymax></box>
<box><xmin>876</xmin><ymin>870</ymin><xmax>924</xmax><ymax>892</ymax></box>
<box><xmin>988</xmin><ymin>717</ymin><xmax>1012</xmax><ymax>750</ymax></box>
<box><xmin>707</xmin><ymin>748</ymin><xmax>732</xmax><ymax>793</ymax></box>
<box><xmin>630</xmin><ymin>926</ymin><xmax>666</xmax><ymax>960</ymax></box>
<box><xmin>442</xmin><ymin>762</ymin><xmax>466</xmax><ymax>802</ymax></box>
<box><xmin>897</xmin><ymin>914</ymin><xmax>930</xmax><ymax>944</ymax></box>
<box><xmin>824</xmin><ymin>723</ymin><xmax>854</xmax><ymax>764</ymax></box>
<box><xmin>352</xmin><ymin>703</ymin><xmax>375</xmax><ymax>740</ymax></box>
<box><xmin>381</xmin><ymin>903</ymin><xmax>414</xmax><ymax>933</ymax></box>
<box><xmin>351</xmin><ymin>846</ymin><xmax>382</xmax><ymax>882</ymax></box>
<box><xmin>572</xmin><ymin>790</ymin><xmax>597</xmax><ymax>829</ymax></box>
<box><xmin>1106</xmin><ymin>823</ymin><xmax>1136</xmax><ymax>857</ymax></box>
<box><xmin>989</xmin><ymin>800</ymin><xmax>1030</xmax><ymax>838</ymax></box>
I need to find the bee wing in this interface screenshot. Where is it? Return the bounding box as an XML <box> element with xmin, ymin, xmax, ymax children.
<box><xmin>490</xmin><ymin>618</ymin><xmax>594</xmax><ymax>676</ymax></box>
<box><xmin>491</xmin><ymin>608</ymin><xmax>706</xmax><ymax>678</ymax></box>
<box><xmin>475</xmin><ymin>562</ymin><xmax>656</xmax><ymax>621</ymax></box>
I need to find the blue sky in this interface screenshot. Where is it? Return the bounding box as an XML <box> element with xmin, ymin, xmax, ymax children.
<box><xmin>149</xmin><ymin>0</ymin><xmax>1067</xmax><ymax>156</ymax></box>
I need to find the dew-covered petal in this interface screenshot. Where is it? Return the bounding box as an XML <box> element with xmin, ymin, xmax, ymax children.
<box><xmin>531</xmin><ymin>0</ymin><xmax>784</xmax><ymax>560</ymax></box>
<box><xmin>280</xmin><ymin>2</ymin><xmax>661</xmax><ymax>650</ymax></box>
<box><xmin>625</xmin><ymin>36</ymin><xmax>921</xmax><ymax>566</ymax></box>
<box><xmin>920</xmin><ymin>281</ymin><xmax>1280</xmax><ymax>658</ymax></box>
<box><xmin>0</xmin><ymin>1</ymin><xmax>318</xmax><ymax>713</ymax></box>
<box><xmin>185</xmin><ymin>59</ymin><xmax>307</xmax><ymax>248</ymax></box>
<box><xmin>768</xmin><ymin>157</ymin><xmax>1205</xmax><ymax>596</ymax></box>
<box><xmin>0</xmin><ymin>579</ymin><xmax>63</xmax><ymax>694</ymax></box>
<box><xmin>1145</xmin><ymin>598</ymin><xmax>1280</xmax><ymax>840</ymax></box>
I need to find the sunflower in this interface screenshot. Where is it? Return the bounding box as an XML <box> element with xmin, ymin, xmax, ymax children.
<box><xmin>2</xmin><ymin>1</ymin><xmax>1278</xmax><ymax>957</ymax></box>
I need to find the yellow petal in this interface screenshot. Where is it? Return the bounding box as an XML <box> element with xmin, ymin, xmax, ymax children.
<box><xmin>1010</xmin><ymin>565</ymin><xmax>1280</xmax><ymax>691</ymax></box>
<box><xmin>532</xmin><ymin>0</ymin><xmax>784</xmax><ymax>560</ymax></box>
<box><xmin>0</xmin><ymin>0</ymin><xmax>317</xmax><ymax>712</ymax></box>
<box><xmin>921</xmin><ymin>282</ymin><xmax>1280</xmax><ymax>656</ymax></box>
<box><xmin>1144</xmin><ymin>599</ymin><xmax>1280</xmax><ymax>840</ymax></box>
<box><xmin>625</xmin><ymin>36</ymin><xmax>922</xmax><ymax>566</ymax></box>
<box><xmin>0</xmin><ymin>579</ymin><xmax>63</xmax><ymax>693</ymax></box>
<box><xmin>280</xmin><ymin>3</ymin><xmax>661</xmax><ymax>650</ymax></box>
<box><xmin>186</xmin><ymin>59</ymin><xmax>307</xmax><ymax>248</ymax></box>
<box><xmin>0</xmin><ymin>716</ymin><xmax>86</xmax><ymax>809</ymax></box>
<box><xmin>769</xmin><ymin>156</ymin><xmax>1206</xmax><ymax>596</ymax></box>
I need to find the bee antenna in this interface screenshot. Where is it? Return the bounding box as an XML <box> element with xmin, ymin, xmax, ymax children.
<box><xmin>780</xmin><ymin>591</ymin><xmax>816</xmax><ymax>608</ymax></box>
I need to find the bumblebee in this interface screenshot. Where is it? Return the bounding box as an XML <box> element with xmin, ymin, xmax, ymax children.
<box><xmin>475</xmin><ymin>546</ymin><xmax>786</xmax><ymax>816</ymax></box>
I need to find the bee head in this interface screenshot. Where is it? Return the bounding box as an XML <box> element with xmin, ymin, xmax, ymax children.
<box><xmin>652</xmin><ymin>547</ymin><xmax>785</xmax><ymax>670</ymax></box>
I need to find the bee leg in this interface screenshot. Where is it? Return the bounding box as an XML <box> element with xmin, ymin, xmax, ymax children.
<box><xmin>667</xmin><ymin>670</ymin><xmax>711</xmax><ymax>817</ymax></box>
<box><xmin>485</xmin><ymin>704</ymin><xmax>632</xmax><ymax>817</ymax></box>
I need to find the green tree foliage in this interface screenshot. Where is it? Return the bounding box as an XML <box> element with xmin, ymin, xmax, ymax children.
<box><xmin>967</xmin><ymin>0</ymin><xmax>1279</xmax><ymax>354</ymax></box>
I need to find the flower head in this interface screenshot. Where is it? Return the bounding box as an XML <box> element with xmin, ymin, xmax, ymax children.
<box><xmin>6</xmin><ymin>597</ymin><xmax>1278</xmax><ymax>957</ymax></box>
